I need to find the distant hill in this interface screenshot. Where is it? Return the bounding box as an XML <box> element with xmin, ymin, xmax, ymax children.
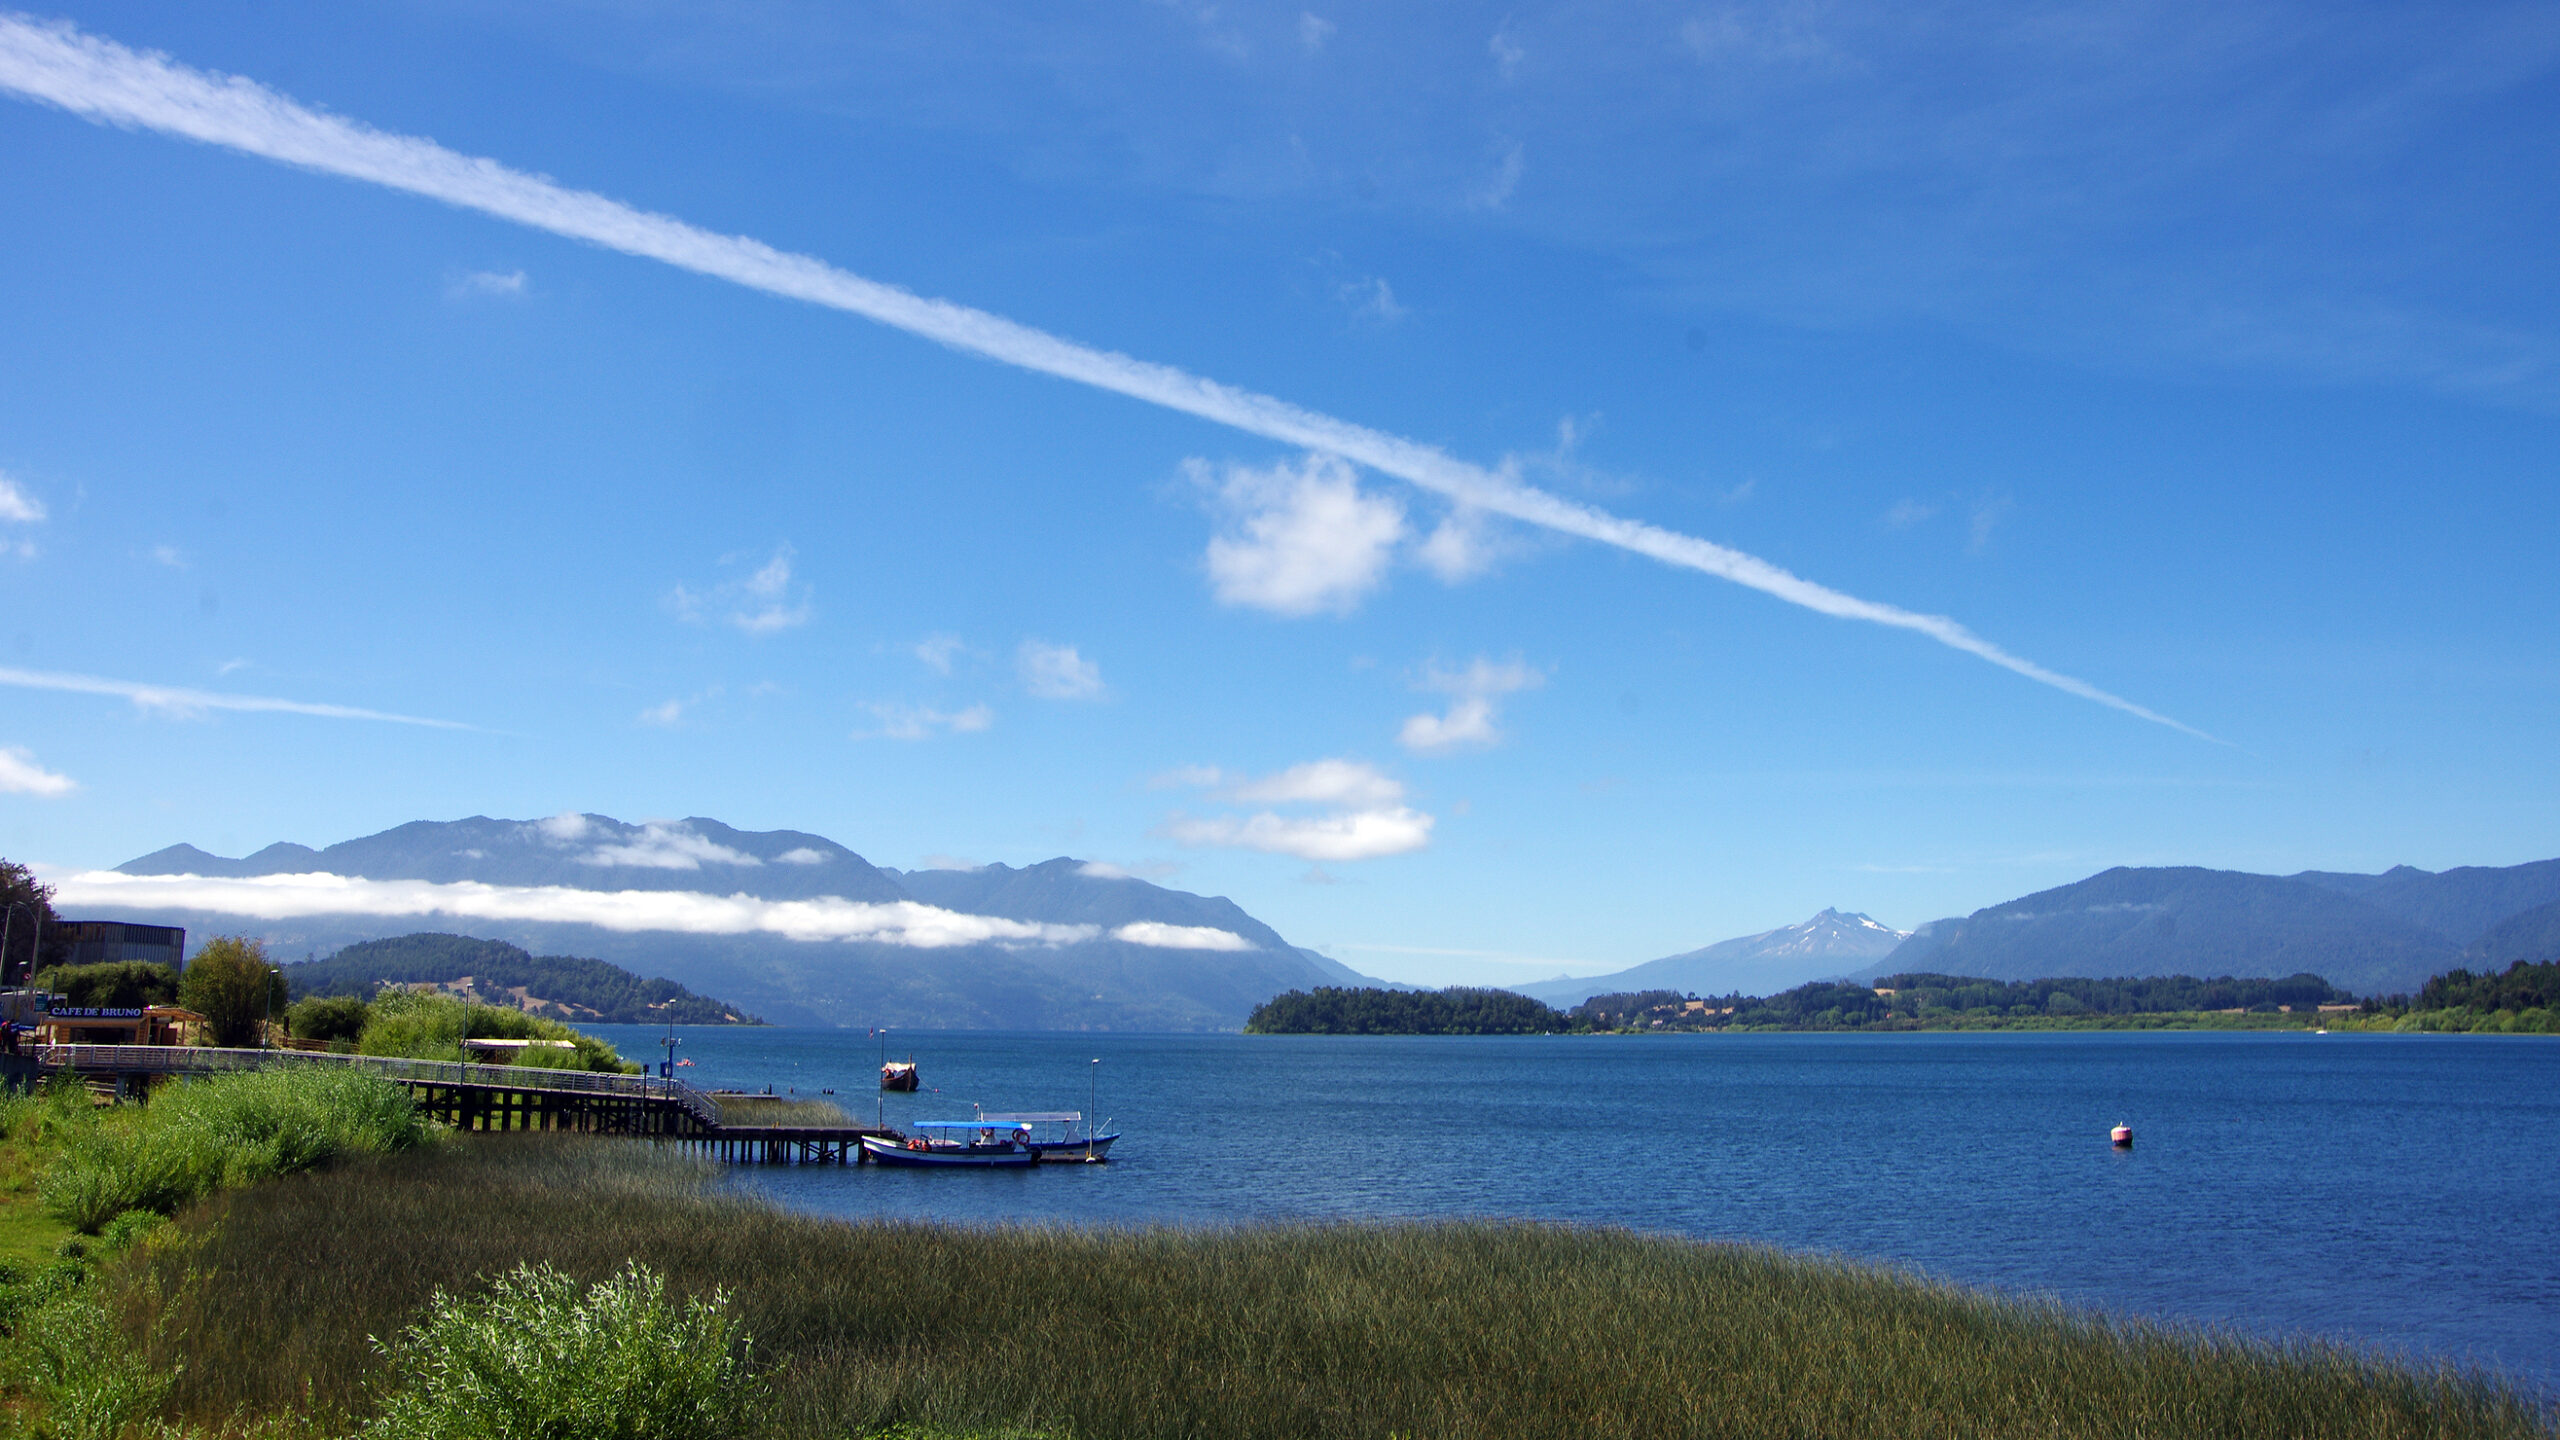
<box><xmin>284</xmin><ymin>933</ymin><xmax>761</xmax><ymax>1025</ymax></box>
<box><xmin>89</xmin><ymin>815</ymin><xmax>1390</xmax><ymax>1030</ymax></box>
<box><xmin>1861</xmin><ymin>867</ymin><xmax>2460</xmax><ymax>996</ymax></box>
<box><xmin>2289</xmin><ymin>860</ymin><xmax>2560</xmax><ymax>947</ymax></box>
<box><xmin>2466</xmin><ymin>899</ymin><xmax>2560</xmax><ymax>968</ymax></box>
<box><xmin>1512</xmin><ymin>909</ymin><xmax>1910</xmax><ymax>1009</ymax></box>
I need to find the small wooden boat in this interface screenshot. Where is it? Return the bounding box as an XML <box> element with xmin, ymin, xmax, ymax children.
<box><xmin>880</xmin><ymin>1058</ymin><xmax>919</xmax><ymax>1091</ymax></box>
<box><xmin>860</xmin><ymin>1120</ymin><xmax>1036</xmax><ymax>1167</ymax></box>
<box><xmin>974</xmin><ymin>1110</ymin><xmax>1117</xmax><ymax>1162</ymax></box>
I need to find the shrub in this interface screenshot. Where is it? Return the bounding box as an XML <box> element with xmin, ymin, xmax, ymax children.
<box><xmin>289</xmin><ymin>994</ymin><xmax>372</xmax><ymax>1043</ymax></box>
<box><xmin>367</xmin><ymin>1260</ymin><xmax>755</xmax><ymax>1440</ymax></box>
<box><xmin>40</xmin><ymin>1067</ymin><xmax>427</xmax><ymax>1231</ymax></box>
<box><xmin>358</xmin><ymin>989</ymin><xmax>633</xmax><ymax>1073</ymax></box>
<box><xmin>0</xmin><ymin>1282</ymin><xmax>174</xmax><ymax>1440</ymax></box>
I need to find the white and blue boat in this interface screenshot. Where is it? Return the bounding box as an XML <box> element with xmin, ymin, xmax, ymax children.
<box><xmin>859</xmin><ymin>1120</ymin><xmax>1038</xmax><ymax>1167</ymax></box>
<box><xmin>976</xmin><ymin>1110</ymin><xmax>1118</xmax><ymax>1163</ymax></box>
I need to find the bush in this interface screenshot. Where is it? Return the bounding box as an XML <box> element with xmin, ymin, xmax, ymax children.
<box><xmin>358</xmin><ymin>989</ymin><xmax>633</xmax><ymax>1073</ymax></box>
<box><xmin>40</xmin><ymin>1067</ymin><xmax>428</xmax><ymax>1231</ymax></box>
<box><xmin>0</xmin><ymin>1282</ymin><xmax>174</xmax><ymax>1440</ymax></box>
<box><xmin>367</xmin><ymin>1261</ymin><xmax>755</xmax><ymax>1440</ymax></box>
<box><xmin>289</xmin><ymin>994</ymin><xmax>372</xmax><ymax>1043</ymax></box>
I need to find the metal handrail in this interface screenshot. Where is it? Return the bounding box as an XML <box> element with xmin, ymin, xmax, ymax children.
<box><xmin>34</xmin><ymin>1044</ymin><xmax>724</xmax><ymax>1126</ymax></box>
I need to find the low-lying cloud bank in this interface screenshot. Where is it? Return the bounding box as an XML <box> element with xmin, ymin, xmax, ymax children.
<box><xmin>52</xmin><ymin>871</ymin><xmax>1257</xmax><ymax>953</ymax></box>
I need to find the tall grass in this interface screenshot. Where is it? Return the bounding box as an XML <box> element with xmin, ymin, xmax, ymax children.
<box><xmin>713</xmin><ymin>1096</ymin><xmax>854</xmax><ymax>1126</ymax></box>
<box><xmin>40</xmin><ymin>1067</ymin><xmax>429</xmax><ymax>1232</ymax></box>
<box><xmin>113</xmin><ymin>1135</ymin><xmax>2551</xmax><ymax>1440</ymax></box>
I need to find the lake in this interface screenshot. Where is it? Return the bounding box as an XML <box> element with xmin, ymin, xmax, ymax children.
<box><xmin>587</xmin><ymin>1025</ymin><xmax>2560</xmax><ymax>1395</ymax></box>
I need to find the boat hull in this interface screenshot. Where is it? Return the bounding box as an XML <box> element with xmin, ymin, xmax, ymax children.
<box><xmin>1028</xmin><ymin>1133</ymin><xmax>1118</xmax><ymax>1162</ymax></box>
<box><xmin>860</xmin><ymin>1135</ymin><xmax>1036</xmax><ymax>1168</ymax></box>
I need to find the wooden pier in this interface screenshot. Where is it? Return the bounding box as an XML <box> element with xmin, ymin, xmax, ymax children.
<box><xmin>35</xmin><ymin>1043</ymin><xmax>895</xmax><ymax>1163</ymax></box>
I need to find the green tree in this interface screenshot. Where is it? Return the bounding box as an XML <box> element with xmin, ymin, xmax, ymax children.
<box><xmin>31</xmin><ymin>961</ymin><xmax>180</xmax><ymax>1008</ymax></box>
<box><xmin>0</xmin><ymin>858</ymin><xmax>64</xmax><ymax>987</ymax></box>
<box><xmin>178</xmin><ymin>936</ymin><xmax>289</xmax><ymax>1048</ymax></box>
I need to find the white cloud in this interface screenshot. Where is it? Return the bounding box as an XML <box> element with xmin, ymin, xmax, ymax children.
<box><xmin>856</xmin><ymin>701</ymin><xmax>994</xmax><ymax>741</ymax></box>
<box><xmin>1969</xmin><ymin>492</ymin><xmax>2014</xmax><ymax>555</ymax></box>
<box><xmin>449</xmin><ymin>268</ymin><xmax>528</xmax><ymax>298</ymax></box>
<box><xmin>1489</xmin><ymin>25</ymin><xmax>1526</xmax><ymax>79</ymax></box>
<box><xmin>0</xmin><ymin>473</ymin><xmax>44</xmax><ymax>524</ymax></box>
<box><xmin>1226</xmin><ymin>757</ymin><xmax>1404</xmax><ymax>808</ymax></box>
<box><xmin>913</xmin><ymin>633</ymin><xmax>964</xmax><ymax>674</ymax></box>
<box><xmin>1883</xmin><ymin>498</ymin><xmax>1937</xmax><ymax>529</ymax></box>
<box><xmin>775</xmin><ymin>847</ymin><xmax>828</xmax><ymax>865</ymax></box>
<box><xmin>1164</xmin><ymin>806</ymin><xmax>1434</xmax><ymax>862</ymax></box>
<box><xmin>535</xmin><ymin>812</ymin><xmax>594</xmax><ymax>843</ymax></box>
<box><xmin>1471</xmin><ymin>143</ymin><xmax>1525</xmax><ymax>211</ymax></box>
<box><xmin>1160</xmin><ymin>758</ymin><xmax>1434</xmax><ymax>861</ymax></box>
<box><xmin>637</xmin><ymin>685</ymin><xmax>722</xmax><ymax>728</ymax></box>
<box><xmin>1399</xmin><ymin>696</ymin><xmax>1500</xmax><ymax>753</ymax></box>
<box><xmin>1336</xmin><ymin>276</ymin><xmax>1405</xmax><ymax>325</ymax></box>
<box><xmin>1197</xmin><ymin>452</ymin><xmax>1406</xmax><ymax>617</ymax></box>
<box><xmin>0</xmin><ymin>16</ymin><xmax>2205</xmax><ymax>739</ymax></box>
<box><xmin>1414</xmin><ymin>506</ymin><xmax>1509</xmax><ymax>583</ymax></box>
<box><xmin>1017</xmin><ymin>640</ymin><xmax>1105</xmax><ymax>700</ymax></box>
<box><xmin>668</xmin><ymin>544</ymin><xmax>812</xmax><ymax>635</ymax></box>
<box><xmin>1680</xmin><ymin>7</ymin><xmax>1834</xmax><ymax>66</ymax></box>
<box><xmin>0</xmin><ymin>746</ymin><xmax>74</xmax><ymax>797</ymax></box>
<box><xmin>1078</xmin><ymin>859</ymin><xmax>1180</xmax><ymax>880</ymax></box>
<box><xmin>149</xmin><ymin>544</ymin><xmax>185</xmax><ymax>568</ymax></box>
<box><xmin>578</xmin><ymin>820</ymin><xmax>763</xmax><ymax>870</ymax></box>
<box><xmin>1297</xmin><ymin>12</ymin><xmax>1334</xmax><ymax>53</ymax></box>
<box><xmin>0</xmin><ymin>664</ymin><xmax>470</xmax><ymax>728</ymax></box>
<box><xmin>1113</xmin><ymin>920</ymin><xmax>1254</xmax><ymax>952</ymax></box>
<box><xmin>1399</xmin><ymin>656</ymin><xmax>1545</xmax><ymax>755</ymax></box>
<box><xmin>50</xmin><ymin>869</ymin><xmax>1253</xmax><ymax>952</ymax></box>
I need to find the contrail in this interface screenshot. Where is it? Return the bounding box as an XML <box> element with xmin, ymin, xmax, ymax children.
<box><xmin>0</xmin><ymin>666</ymin><xmax>474</xmax><ymax>729</ymax></box>
<box><xmin>0</xmin><ymin>13</ymin><xmax>2214</xmax><ymax>740</ymax></box>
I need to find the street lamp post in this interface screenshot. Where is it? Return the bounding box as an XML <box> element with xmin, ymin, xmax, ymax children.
<box><xmin>1088</xmin><ymin>1057</ymin><xmax>1100</xmax><ymax>1161</ymax></box>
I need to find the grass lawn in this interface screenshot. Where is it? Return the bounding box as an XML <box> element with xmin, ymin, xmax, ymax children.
<box><xmin>0</xmin><ymin>1099</ymin><xmax>76</xmax><ymax>1267</ymax></box>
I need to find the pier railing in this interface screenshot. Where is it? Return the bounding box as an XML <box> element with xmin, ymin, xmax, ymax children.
<box><xmin>35</xmin><ymin>1044</ymin><xmax>725</xmax><ymax>1127</ymax></box>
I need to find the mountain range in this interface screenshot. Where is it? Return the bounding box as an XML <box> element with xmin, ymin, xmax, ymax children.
<box><xmin>1513</xmin><ymin>909</ymin><xmax>1911</xmax><ymax>1009</ymax></box>
<box><xmin>1868</xmin><ymin>860</ymin><xmax>2560</xmax><ymax>996</ymax></box>
<box><xmin>92</xmin><ymin>814</ymin><xmax>1384</xmax><ymax>1030</ymax></box>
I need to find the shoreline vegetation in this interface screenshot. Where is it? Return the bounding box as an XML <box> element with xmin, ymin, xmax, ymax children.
<box><xmin>0</xmin><ymin>1114</ymin><xmax>2543</xmax><ymax>1439</ymax></box>
<box><xmin>1246</xmin><ymin>960</ymin><xmax>2560</xmax><ymax>1036</ymax></box>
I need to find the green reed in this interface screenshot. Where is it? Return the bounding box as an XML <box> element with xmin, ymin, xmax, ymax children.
<box><xmin>110</xmin><ymin>1135</ymin><xmax>2551</xmax><ymax>1440</ymax></box>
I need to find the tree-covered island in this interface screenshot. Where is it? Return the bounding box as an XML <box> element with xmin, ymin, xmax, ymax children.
<box><xmin>1249</xmin><ymin>960</ymin><xmax>2560</xmax><ymax>1035</ymax></box>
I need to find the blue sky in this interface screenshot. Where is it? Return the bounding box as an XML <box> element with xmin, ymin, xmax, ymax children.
<box><xmin>1</xmin><ymin>1</ymin><xmax>2555</xmax><ymax>986</ymax></box>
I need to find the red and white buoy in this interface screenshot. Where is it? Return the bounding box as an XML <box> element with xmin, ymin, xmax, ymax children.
<box><xmin>2110</xmin><ymin>1123</ymin><xmax>2133</xmax><ymax>1148</ymax></box>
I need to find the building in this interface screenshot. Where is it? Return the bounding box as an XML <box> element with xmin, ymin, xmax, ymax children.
<box><xmin>56</xmin><ymin>921</ymin><xmax>187</xmax><ymax>973</ymax></box>
<box><xmin>36</xmin><ymin>1004</ymin><xmax>206</xmax><ymax>1046</ymax></box>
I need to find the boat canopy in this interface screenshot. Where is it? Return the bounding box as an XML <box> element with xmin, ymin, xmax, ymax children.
<box><xmin>976</xmin><ymin>1112</ymin><xmax>1081</xmax><ymax>1124</ymax></box>
<box><xmin>913</xmin><ymin>1119</ymin><xmax>1030</xmax><ymax>1130</ymax></box>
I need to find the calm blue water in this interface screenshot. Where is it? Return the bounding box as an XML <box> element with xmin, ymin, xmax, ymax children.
<box><xmin>589</xmin><ymin>1026</ymin><xmax>2560</xmax><ymax>1394</ymax></box>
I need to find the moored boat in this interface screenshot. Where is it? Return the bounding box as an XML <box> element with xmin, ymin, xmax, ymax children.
<box><xmin>859</xmin><ymin>1120</ymin><xmax>1037</xmax><ymax>1167</ymax></box>
<box><xmin>974</xmin><ymin>1110</ymin><xmax>1117</xmax><ymax>1162</ymax></box>
<box><xmin>880</xmin><ymin>1058</ymin><xmax>919</xmax><ymax>1091</ymax></box>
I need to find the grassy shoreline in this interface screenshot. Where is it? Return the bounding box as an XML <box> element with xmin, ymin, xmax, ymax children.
<box><xmin>88</xmin><ymin>1134</ymin><xmax>2557</xmax><ymax>1439</ymax></box>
